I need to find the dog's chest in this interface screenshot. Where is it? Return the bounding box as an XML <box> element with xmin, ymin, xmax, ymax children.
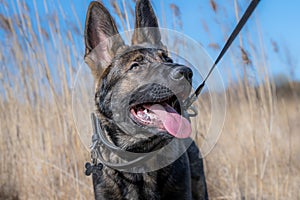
<box><xmin>98</xmin><ymin>169</ymin><xmax>159</xmax><ymax>200</ymax></box>
<box><xmin>96</xmin><ymin>154</ymin><xmax>192</xmax><ymax>200</ymax></box>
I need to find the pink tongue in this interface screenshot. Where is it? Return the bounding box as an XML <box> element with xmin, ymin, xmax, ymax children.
<box><xmin>148</xmin><ymin>104</ymin><xmax>192</xmax><ymax>138</ymax></box>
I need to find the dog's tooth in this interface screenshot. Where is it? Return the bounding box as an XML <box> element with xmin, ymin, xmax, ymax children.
<box><xmin>137</xmin><ymin>111</ymin><xmax>142</xmax><ymax>117</ymax></box>
<box><xmin>171</xmin><ymin>101</ymin><xmax>175</xmax><ymax>107</ymax></box>
<box><xmin>174</xmin><ymin>100</ymin><xmax>179</xmax><ymax>107</ymax></box>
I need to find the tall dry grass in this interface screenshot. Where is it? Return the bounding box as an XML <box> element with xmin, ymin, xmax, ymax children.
<box><xmin>0</xmin><ymin>0</ymin><xmax>299</xmax><ymax>199</ymax></box>
<box><xmin>0</xmin><ymin>1</ymin><xmax>93</xmax><ymax>199</ymax></box>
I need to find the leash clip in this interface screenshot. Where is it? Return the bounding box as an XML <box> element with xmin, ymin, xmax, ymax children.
<box><xmin>186</xmin><ymin>105</ymin><xmax>198</xmax><ymax>118</ymax></box>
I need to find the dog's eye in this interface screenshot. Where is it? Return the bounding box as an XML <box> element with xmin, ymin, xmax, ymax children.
<box><xmin>130</xmin><ymin>63</ymin><xmax>140</xmax><ymax>71</ymax></box>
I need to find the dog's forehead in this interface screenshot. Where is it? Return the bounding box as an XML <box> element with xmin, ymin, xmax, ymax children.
<box><xmin>98</xmin><ymin>45</ymin><xmax>169</xmax><ymax>84</ymax></box>
<box><xmin>99</xmin><ymin>47</ymin><xmax>163</xmax><ymax>75</ymax></box>
<box><xmin>116</xmin><ymin>46</ymin><xmax>167</xmax><ymax>61</ymax></box>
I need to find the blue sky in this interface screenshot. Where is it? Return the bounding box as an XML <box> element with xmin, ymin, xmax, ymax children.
<box><xmin>151</xmin><ymin>0</ymin><xmax>300</xmax><ymax>81</ymax></box>
<box><xmin>1</xmin><ymin>0</ymin><xmax>299</xmax><ymax>86</ymax></box>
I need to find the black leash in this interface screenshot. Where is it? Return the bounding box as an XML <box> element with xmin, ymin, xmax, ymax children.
<box><xmin>184</xmin><ymin>0</ymin><xmax>261</xmax><ymax>109</ymax></box>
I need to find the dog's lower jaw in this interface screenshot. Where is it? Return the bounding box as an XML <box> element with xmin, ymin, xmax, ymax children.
<box><xmin>122</xmin><ymin>133</ymin><xmax>173</xmax><ymax>153</ymax></box>
<box><xmin>97</xmin><ymin>115</ymin><xmax>172</xmax><ymax>153</ymax></box>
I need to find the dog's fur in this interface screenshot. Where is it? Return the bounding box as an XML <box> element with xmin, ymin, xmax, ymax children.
<box><xmin>84</xmin><ymin>0</ymin><xmax>208</xmax><ymax>199</ymax></box>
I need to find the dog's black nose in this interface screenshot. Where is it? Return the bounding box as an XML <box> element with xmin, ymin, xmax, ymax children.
<box><xmin>171</xmin><ymin>66</ymin><xmax>193</xmax><ymax>81</ymax></box>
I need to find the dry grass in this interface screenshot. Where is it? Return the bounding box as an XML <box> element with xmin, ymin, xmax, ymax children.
<box><xmin>0</xmin><ymin>1</ymin><xmax>299</xmax><ymax>199</ymax></box>
<box><xmin>204</xmin><ymin>83</ymin><xmax>300</xmax><ymax>199</ymax></box>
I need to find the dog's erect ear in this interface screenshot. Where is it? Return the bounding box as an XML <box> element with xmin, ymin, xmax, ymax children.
<box><xmin>132</xmin><ymin>0</ymin><xmax>163</xmax><ymax>46</ymax></box>
<box><xmin>84</xmin><ymin>1</ymin><xmax>125</xmax><ymax>78</ymax></box>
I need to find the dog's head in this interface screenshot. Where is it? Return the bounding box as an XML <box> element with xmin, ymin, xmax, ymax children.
<box><xmin>84</xmin><ymin>0</ymin><xmax>193</xmax><ymax>151</ymax></box>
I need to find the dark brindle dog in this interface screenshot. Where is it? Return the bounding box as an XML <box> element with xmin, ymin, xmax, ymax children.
<box><xmin>84</xmin><ymin>0</ymin><xmax>208</xmax><ymax>199</ymax></box>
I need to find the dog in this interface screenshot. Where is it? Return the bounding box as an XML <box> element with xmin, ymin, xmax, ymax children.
<box><xmin>84</xmin><ymin>0</ymin><xmax>208</xmax><ymax>199</ymax></box>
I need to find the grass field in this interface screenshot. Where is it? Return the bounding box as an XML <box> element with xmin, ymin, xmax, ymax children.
<box><xmin>0</xmin><ymin>1</ymin><xmax>299</xmax><ymax>199</ymax></box>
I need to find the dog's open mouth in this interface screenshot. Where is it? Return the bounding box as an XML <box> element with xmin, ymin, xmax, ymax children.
<box><xmin>130</xmin><ymin>95</ymin><xmax>192</xmax><ymax>138</ymax></box>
